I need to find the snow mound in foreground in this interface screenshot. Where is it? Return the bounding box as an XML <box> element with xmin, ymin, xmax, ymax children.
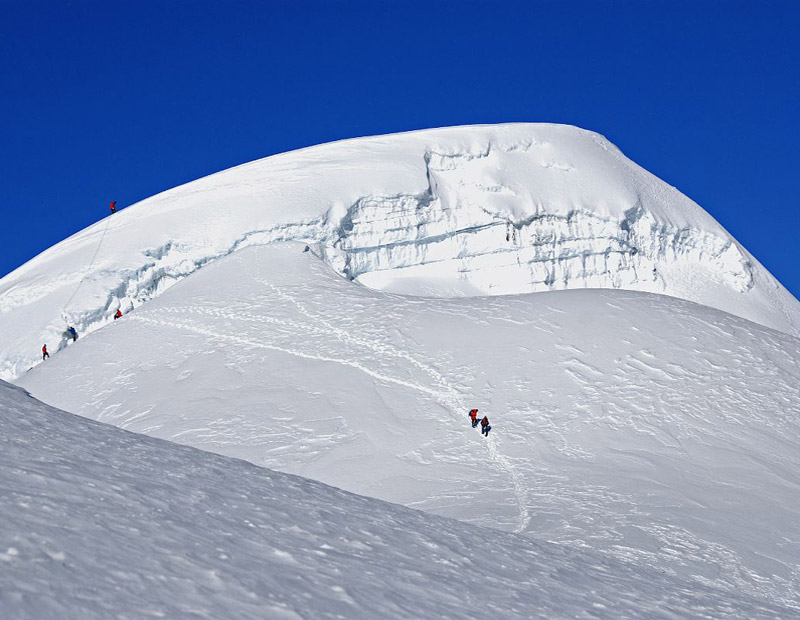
<box><xmin>21</xmin><ymin>243</ymin><xmax>800</xmax><ymax>611</ymax></box>
<box><xmin>3</xmin><ymin>380</ymin><xmax>787</xmax><ymax>619</ymax></box>
<box><xmin>1</xmin><ymin>123</ymin><xmax>799</xmax><ymax>379</ymax></box>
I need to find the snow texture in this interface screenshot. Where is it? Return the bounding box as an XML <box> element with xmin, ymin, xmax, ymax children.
<box><xmin>19</xmin><ymin>242</ymin><xmax>800</xmax><ymax>614</ymax></box>
<box><xmin>2</xmin><ymin>124</ymin><xmax>799</xmax><ymax>380</ymax></box>
<box><xmin>0</xmin><ymin>380</ymin><xmax>792</xmax><ymax>619</ymax></box>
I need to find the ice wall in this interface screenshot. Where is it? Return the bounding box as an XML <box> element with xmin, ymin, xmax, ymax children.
<box><xmin>320</xmin><ymin>144</ymin><xmax>754</xmax><ymax>300</ymax></box>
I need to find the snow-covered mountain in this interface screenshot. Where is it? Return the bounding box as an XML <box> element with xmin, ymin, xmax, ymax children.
<box><xmin>17</xmin><ymin>241</ymin><xmax>800</xmax><ymax>612</ymax></box>
<box><xmin>2</xmin><ymin>380</ymin><xmax>790</xmax><ymax>619</ymax></box>
<box><xmin>1</xmin><ymin>124</ymin><xmax>798</xmax><ymax>380</ymax></box>
<box><xmin>4</xmin><ymin>124</ymin><xmax>800</xmax><ymax>615</ymax></box>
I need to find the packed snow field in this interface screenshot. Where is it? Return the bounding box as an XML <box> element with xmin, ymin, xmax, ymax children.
<box><xmin>1</xmin><ymin>124</ymin><xmax>799</xmax><ymax>380</ymax></box>
<box><xmin>4</xmin><ymin>123</ymin><xmax>800</xmax><ymax>617</ymax></box>
<box><xmin>20</xmin><ymin>243</ymin><xmax>800</xmax><ymax>613</ymax></box>
<box><xmin>5</xmin><ymin>380</ymin><xmax>790</xmax><ymax>619</ymax></box>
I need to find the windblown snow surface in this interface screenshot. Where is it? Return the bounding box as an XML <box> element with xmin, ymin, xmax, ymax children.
<box><xmin>19</xmin><ymin>242</ymin><xmax>800</xmax><ymax>615</ymax></box>
<box><xmin>5</xmin><ymin>124</ymin><xmax>800</xmax><ymax>616</ymax></box>
<box><xmin>1</xmin><ymin>380</ymin><xmax>789</xmax><ymax>619</ymax></box>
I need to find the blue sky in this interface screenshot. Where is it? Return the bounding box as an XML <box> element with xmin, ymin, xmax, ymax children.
<box><xmin>2</xmin><ymin>1</ymin><xmax>799</xmax><ymax>296</ymax></box>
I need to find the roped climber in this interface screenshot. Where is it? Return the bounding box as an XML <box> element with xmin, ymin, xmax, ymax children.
<box><xmin>468</xmin><ymin>408</ymin><xmax>479</xmax><ymax>428</ymax></box>
<box><xmin>114</xmin><ymin>309</ymin><xmax>123</xmax><ymax>320</ymax></box>
<box><xmin>480</xmin><ymin>415</ymin><xmax>491</xmax><ymax>437</ymax></box>
<box><xmin>110</xmin><ymin>201</ymin><xmax>117</xmax><ymax>214</ymax></box>
<box><xmin>42</xmin><ymin>344</ymin><xmax>49</xmax><ymax>360</ymax></box>
<box><xmin>67</xmin><ymin>326</ymin><xmax>78</xmax><ymax>341</ymax></box>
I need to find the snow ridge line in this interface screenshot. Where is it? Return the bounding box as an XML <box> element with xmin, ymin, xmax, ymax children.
<box><xmin>260</xmin><ymin>280</ymin><xmax>531</xmax><ymax>533</ymax></box>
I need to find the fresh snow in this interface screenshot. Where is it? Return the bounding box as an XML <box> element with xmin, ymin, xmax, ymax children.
<box><xmin>19</xmin><ymin>242</ymin><xmax>800</xmax><ymax>612</ymax></box>
<box><xmin>1</xmin><ymin>124</ymin><xmax>799</xmax><ymax>380</ymax></box>
<box><xmin>0</xmin><ymin>380</ymin><xmax>791</xmax><ymax>619</ymax></box>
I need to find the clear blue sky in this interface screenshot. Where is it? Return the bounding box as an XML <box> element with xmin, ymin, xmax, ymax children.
<box><xmin>2</xmin><ymin>1</ymin><xmax>799</xmax><ymax>296</ymax></box>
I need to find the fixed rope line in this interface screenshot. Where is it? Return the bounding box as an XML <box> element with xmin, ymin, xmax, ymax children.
<box><xmin>61</xmin><ymin>215</ymin><xmax>113</xmax><ymax>319</ymax></box>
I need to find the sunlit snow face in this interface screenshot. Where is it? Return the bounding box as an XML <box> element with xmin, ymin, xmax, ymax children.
<box><xmin>1</xmin><ymin>124</ymin><xmax>796</xmax><ymax>385</ymax></box>
<box><xmin>317</xmin><ymin>142</ymin><xmax>750</xmax><ymax>301</ymax></box>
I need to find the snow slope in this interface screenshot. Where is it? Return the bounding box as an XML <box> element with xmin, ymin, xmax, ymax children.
<box><xmin>4</xmin><ymin>380</ymin><xmax>790</xmax><ymax>619</ymax></box>
<box><xmin>6</xmin><ymin>123</ymin><xmax>800</xmax><ymax>614</ymax></box>
<box><xmin>20</xmin><ymin>242</ymin><xmax>800</xmax><ymax>612</ymax></box>
<box><xmin>2</xmin><ymin>123</ymin><xmax>799</xmax><ymax>380</ymax></box>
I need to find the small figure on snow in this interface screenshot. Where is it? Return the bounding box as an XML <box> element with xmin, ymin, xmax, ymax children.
<box><xmin>114</xmin><ymin>309</ymin><xmax>123</xmax><ymax>320</ymax></box>
<box><xmin>110</xmin><ymin>201</ymin><xmax>117</xmax><ymax>214</ymax></box>
<box><xmin>42</xmin><ymin>344</ymin><xmax>50</xmax><ymax>360</ymax></box>
<box><xmin>67</xmin><ymin>326</ymin><xmax>78</xmax><ymax>342</ymax></box>
<box><xmin>468</xmin><ymin>408</ymin><xmax>479</xmax><ymax>428</ymax></box>
<box><xmin>480</xmin><ymin>415</ymin><xmax>491</xmax><ymax>437</ymax></box>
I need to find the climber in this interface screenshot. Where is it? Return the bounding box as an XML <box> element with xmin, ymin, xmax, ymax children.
<box><xmin>114</xmin><ymin>309</ymin><xmax>123</xmax><ymax>320</ymax></box>
<box><xmin>67</xmin><ymin>326</ymin><xmax>78</xmax><ymax>342</ymax></box>
<box><xmin>468</xmin><ymin>408</ymin><xmax>479</xmax><ymax>428</ymax></box>
<box><xmin>42</xmin><ymin>344</ymin><xmax>49</xmax><ymax>360</ymax></box>
<box><xmin>480</xmin><ymin>415</ymin><xmax>491</xmax><ymax>437</ymax></box>
<box><xmin>110</xmin><ymin>201</ymin><xmax>117</xmax><ymax>214</ymax></box>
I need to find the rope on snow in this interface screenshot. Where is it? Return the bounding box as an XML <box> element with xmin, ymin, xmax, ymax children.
<box><xmin>60</xmin><ymin>214</ymin><xmax>113</xmax><ymax>322</ymax></box>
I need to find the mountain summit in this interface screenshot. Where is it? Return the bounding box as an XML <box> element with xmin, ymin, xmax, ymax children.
<box><xmin>1</xmin><ymin>124</ymin><xmax>798</xmax><ymax>380</ymax></box>
<box><xmin>6</xmin><ymin>125</ymin><xmax>800</xmax><ymax>612</ymax></box>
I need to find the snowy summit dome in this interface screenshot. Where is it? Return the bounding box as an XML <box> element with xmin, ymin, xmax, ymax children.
<box><xmin>0</xmin><ymin>123</ymin><xmax>798</xmax><ymax>379</ymax></box>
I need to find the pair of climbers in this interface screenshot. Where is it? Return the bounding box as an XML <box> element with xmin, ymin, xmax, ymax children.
<box><xmin>42</xmin><ymin>315</ymin><xmax>120</xmax><ymax>361</ymax></box>
<box><xmin>467</xmin><ymin>408</ymin><xmax>491</xmax><ymax>437</ymax></box>
<box><xmin>40</xmin><ymin>325</ymin><xmax>79</xmax><ymax>361</ymax></box>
